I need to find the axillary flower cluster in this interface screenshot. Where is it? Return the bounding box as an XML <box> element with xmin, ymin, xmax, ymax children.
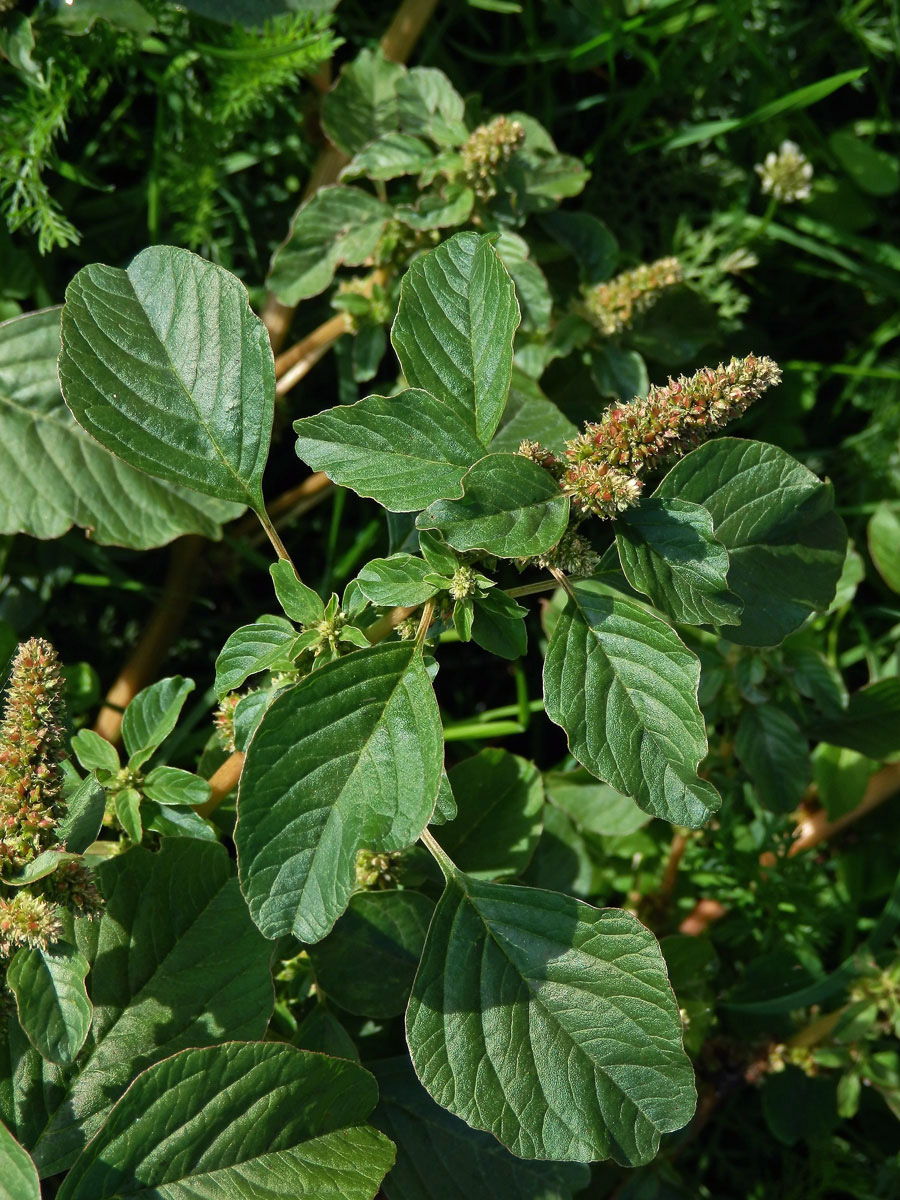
<box><xmin>520</xmin><ymin>353</ymin><xmax>782</xmax><ymax>523</ymax></box>
<box><xmin>0</xmin><ymin>638</ymin><xmax>102</xmax><ymax>965</ymax></box>
<box><xmin>582</xmin><ymin>256</ymin><xmax>683</xmax><ymax>337</ymax></box>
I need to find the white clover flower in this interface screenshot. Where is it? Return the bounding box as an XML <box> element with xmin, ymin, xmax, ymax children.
<box><xmin>754</xmin><ymin>140</ymin><xmax>814</xmax><ymax>203</ymax></box>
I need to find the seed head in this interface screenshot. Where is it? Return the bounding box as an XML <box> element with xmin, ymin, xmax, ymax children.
<box><xmin>0</xmin><ymin>892</ymin><xmax>62</xmax><ymax>958</ymax></box>
<box><xmin>462</xmin><ymin>116</ymin><xmax>525</xmax><ymax>199</ymax></box>
<box><xmin>584</xmin><ymin>257</ymin><xmax>683</xmax><ymax>337</ymax></box>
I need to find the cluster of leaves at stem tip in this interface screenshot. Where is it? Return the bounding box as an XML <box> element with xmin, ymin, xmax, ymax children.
<box><xmin>0</xmin><ymin>194</ymin><xmax>853</xmax><ymax>1196</ymax></box>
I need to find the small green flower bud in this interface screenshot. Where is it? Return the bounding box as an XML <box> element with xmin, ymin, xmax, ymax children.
<box><xmin>448</xmin><ymin>566</ymin><xmax>478</xmax><ymax>601</ymax></box>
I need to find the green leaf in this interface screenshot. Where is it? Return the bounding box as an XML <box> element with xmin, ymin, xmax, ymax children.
<box><xmin>70</xmin><ymin>729</ymin><xmax>119</xmax><ymax>775</ymax></box>
<box><xmin>343</xmin><ymin>132</ymin><xmax>434</xmax><ymax>180</ymax></box>
<box><xmin>357</xmin><ymin>555</ymin><xmax>442</xmax><ymax>607</ymax></box>
<box><xmin>2</xmin><ymin>849</ymin><xmax>79</xmax><ymax>888</ymax></box>
<box><xmin>142</xmin><ymin>766</ymin><xmax>210</xmax><ymax>808</ymax></box>
<box><xmin>0</xmin><ymin>309</ymin><xmax>243</xmax><ymax>548</ymax></box>
<box><xmin>294</xmin><ymin>1002</ymin><xmax>360</xmax><ymax>1061</ymax></box>
<box><xmin>417</xmin><ymin>453</ymin><xmax>569</xmax><ymax>558</ymax></box>
<box><xmin>489</xmin><ymin>370</ymin><xmax>577</xmax><ymax>456</ymax></box>
<box><xmin>215</xmin><ymin>616</ymin><xmax>297</xmax><ymax>698</ymax></box>
<box><xmin>122</xmin><ymin>675</ymin><xmax>195</xmax><ymax>769</ymax></box>
<box><xmin>236</xmin><ymin>643</ymin><xmax>444</xmax><ymax>944</ymax></box>
<box><xmin>735</xmin><ymin>705</ymin><xmax>809</xmax><ymax>812</ymax></box>
<box><xmin>57</xmin><ymin>774</ymin><xmax>106</xmax><ymax>855</ymax></box>
<box><xmin>295</xmin><ymin>389</ymin><xmax>485</xmax><ymax>512</ymax></box>
<box><xmin>322</xmin><ymin>47</ymin><xmax>405</xmax><ymax>156</ymax></box>
<box><xmin>57</xmin><ymin>1043</ymin><xmax>395</xmax><ymax>1200</ymax></box>
<box><xmin>811</xmin><ymin>678</ymin><xmax>900</xmax><ymax>760</ymax></box>
<box><xmin>654</xmin><ymin>439</ymin><xmax>847</xmax><ymax>646</ymax></box>
<box><xmin>309</xmin><ymin>890</ymin><xmax>434</xmax><ymax>1017</ymax></box>
<box><xmin>406</xmin><ymin>872</ymin><xmax>696</xmax><ymax>1164</ymax></box>
<box><xmin>7</xmin><ymin>942</ymin><xmax>92</xmax><ymax>1067</ymax></box>
<box><xmin>114</xmin><ymin>788</ymin><xmax>142</xmax><ymax>843</ymax></box>
<box><xmin>539</xmin><ymin>211</ymin><xmax>618</xmax><ymax>285</ymax></box>
<box><xmin>59</xmin><ymin>246</ymin><xmax>275</xmax><ymax>512</ymax></box>
<box><xmin>494</xmin><ymin>232</ymin><xmax>552</xmax><ymax>332</ymax></box>
<box><xmin>830</xmin><ymin>130</ymin><xmax>900</xmax><ymax>196</ymax></box>
<box><xmin>396</xmin><ymin>66</ymin><xmax>468</xmax><ymax>147</ymax></box>
<box><xmin>544</xmin><ymin>769</ymin><xmax>650</xmax><ymax>836</ymax></box>
<box><xmin>648</xmin><ymin>67</ymin><xmax>867</xmax><ymax>151</ymax></box>
<box><xmin>28</xmin><ymin>840</ymin><xmax>274</xmax><ymax>1176</ymax></box>
<box><xmin>267</xmin><ymin>186</ymin><xmax>391</xmax><ymax>305</ymax></box>
<box><xmin>471</xmin><ymin>588</ymin><xmax>528</xmax><ymax>660</ymax></box>
<box><xmin>543</xmin><ymin>580</ymin><xmax>720</xmax><ymax>828</ymax></box>
<box><xmin>395</xmin><ymin>184</ymin><xmax>475</xmax><ymax>231</ymax></box>
<box><xmin>431</xmin><ymin>770</ymin><xmax>458</xmax><ymax>826</ymax></box>
<box><xmin>270</xmin><ymin>560</ymin><xmax>325</xmax><ymax>626</ymax></box>
<box><xmin>391</xmin><ymin>233</ymin><xmax>520</xmax><ymax>444</ymax></box>
<box><xmin>616</xmin><ymin>498</ymin><xmax>742</xmax><ymax>626</ymax></box>
<box><xmin>436</xmin><ymin>749</ymin><xmax>542</xmax><ymax>879</ymax></box>
<box><xmin>0</xmin><ymin>1121</ymin><xmax>39</xmax><ymax>1200</ymax></box>
<box><xmin>372</xmin><ymin>1058</ymin><xmax>590</xmax><ymax>1200</ymax></box>
<box><xmin>868</xmin><ymin>504</ymin><xmax>900</xmax><ymax>592</ymax></box>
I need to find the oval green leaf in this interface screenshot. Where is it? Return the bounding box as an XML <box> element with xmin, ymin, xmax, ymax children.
<box><xmin>391</xmin><ymin>233</ymin><xmax>520</xmax><ymax>444</ymax></box>
<box><xmin>295</xmin><ymin>389</ymin><xmax>485</xmax><ymax>513</ymax></box>
<box><xmin>236</xmin><ymin>643</ymin><xmax>444</xmax><ymax>944</ymax></box>
<box><xmin>7</xmin><ymin>942</ymin><xmax>92</xmax><ymax>1067</ymax></box>
<box><xmin>57</xmin><ymin>1043</ymin><xmax>395</xmax><ymax>1200</ymax></box>
<box><xmin>59</xmin><ymin>246</ymin><xmax>274</xmax><ymax>511</ymax></box>
<box><xmin>417</xmin><ymin>453</ymin><xmax>569</xmax><ymax>558</ymax></box>
<box><xmin>406</xmin><ymin>872</ymin><xmax>696</xmax><ymax>1165</ymax></box>
<box><xmin>543</xmin><ymin>580</ymin><xmax>720</xmax><ymax>828</ymax></box>
<box><xmin>0</xmin><ymin>1121</ymin><xmax>39</xmax><ymax>1200</ymax></box>
<box><xmin>654</xmin><ymin>439</ymin><xmax>847</xmax><ymax>646</ymax></box>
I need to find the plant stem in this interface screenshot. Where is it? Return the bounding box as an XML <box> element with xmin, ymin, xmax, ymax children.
<box><xmin>93</xmin><ymin>535</ymin><xmax>204</xmax><ymax>744</ymax></box>
<box><xmin>419</xmin><ymin>825</ymin><xmax>456</xmax><ymax>878</ymax></box>
<box><xmin>256</xmin><ymin>507</ymin><xmax>294</xmax><ymax>563</ymax></box>
<box><xmin>787</xmin><ymin>761</ymin><xmax>900</xmax><ymax>856</ymax></box>
<box><xmin>275</xmin><ymin>312</ymin><xmax>351</xmax><ymax>396</ymax></box>
<box><xmin>197</xmin><ymin>750</ymin><xmax>245</xmax><ymax>818</ymax></box>
<box><xmin>505</xmin><ymin>578</ymin><xmax>559</xmax><ymax>598</ymax></box>
<box><xmin>364</xmin><ymin>604</ymin><xmax>419</xmax><ymax>644</ymax></box>
<box><xmin>415</xmin><ymin>599</ymin><xmax>435</xmax><ymax>646</ymax></box>
<box><xmin>380</xmin><ymin>0</ymin><xmax>440</xmax><ymax>62</ymax></box>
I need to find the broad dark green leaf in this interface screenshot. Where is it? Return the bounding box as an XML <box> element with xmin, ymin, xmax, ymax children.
<box><xmin>267</xmin><ymin>186</ymin><xmax>391</xmax><ymax>305</ymax></box>
<box><xmin>544</xmin><ymin>769</ymin><xmax>650</xmax><ymax>836</ymax></box>
<box><xmin>295</xmin><ymin>390</ymin><xmax>485</xmax><ymax>513</ymax></box>
<box><xmin>57</xmin><ymin>1043</ymin><xmax>394</xmax><ymax>1200</ymax></box>
<box><xmin>868</xmin><ymin>504</ymin><xmax>900</xmax><ymax>592</ymax></box>
<box><xmin>407</xmin><ymin>870</ymin><xmax>696</xmax><ymax>1164</ymax></box>
<box><xmin>471</xmin><ymin>588</ymin><xmax>528</xmax><ymax>659</ymax></box>
<box><xmin>0</xmin><ymin>309</ymin><xmax>242</xmax><ymax>548</ymax></box>
<box><xmin>539</xmin><ymin>211</ymin><xmax>618</xmax><ymax>285</ymax></box>
<box><xmin>309</xmin><ymin>890</ymin><xmax>434</xmax><ymax>1017</ymax></box>
<box><xmin>417</xmin><ymin>453</ymin><xmax>569</xmax><ymax>558</ymax></box>
<box><xmin>654</xmin><ymin>439</ymin><xmax>847</xmax><ymax>646</ymax></box>
<box><xmin>215</xmin><ymin>616</ymin><xmax>297</xmax><ymax>698</ymax></box>
<box><xmin>372</xmin><ymin>1058</ymin><xmax>590</xmax><ymax>1200</ymax></box>
<box><xmin>489</xmin><ymin>371</ymin><xmax>577</xmax><ymax>456</ymax></box>
<box><xmin>322</xmin><ymin>47</ymin><xmax>404</xmax><ymax>155</ymax></box>
<box><xmin>27</xmin><ymin>840</ymin><xmax>274</xmax><ymax>1176</ymax></box>
<box><xmin>617</xmin><ymin>498</ymin><xmax>741</xmax><ymax>626</ymax></box>
<box><xmin>735</xmin><ymin>705</ymin><xmax>809</xmax><ymax>812</ymax></box>
<box><xmin>343</xmin><ymin>132</ymin><xmax>434</xmax><ymax>180</ymax></box>
<box><xmin>57</xmin><ymin>774</ymin><xmax>106</xmax><ymax>854</ymax></box>
<box><xmin>392</xmin><ymin>233</ymin><xmax>520</xmax><ymax>444</ymax></box>
<box><xmin>71</xmin><ymin>729</ymin><xmax>119</xmax><ymax>774</ymax></box>
<box><xmin>236</xmin><ymin>643</ymin><xmax>443</xmax><ymax>944</ymax></box>
<box><xmin>396</xmin><ymin>185</ymin><xmax>474</xmax><ymax>231</ymax></box>
<box><xmin>7</xmin><ymin>942</ymin><xmax>92</xmax><ymax>1067</ymax></box>
<box><xmin>357</xmin><ymin>555</ymin><xmax>442</xmax><ymax>607</ymax></box>
<box><xmin>437</xmin><ymin>749</ymin><xmax>542</xmax><ymax>879</ymax></box>
<box><xmin>60</xmin><ymin>247</ymin><xmax>274</xmax><ymax>511</ymax></box>
<box><xmin>270</xmin><ymin>561</ymin><xmax>325</xmax><ymax>626</ymax></box>
<box><xmin>830</xmin><ymin>130</ymin><xmax>899</xmax><ymax>196</ymax></box>
<box><xmin>543</xmin><ymin>580</ymin><xmax>720</xmax><ymax>828</ymax></box>
<box><xmin>811</xmin><ymin>678</ymin><xmax>900</xmax><ymax>760</ymax></box>
<box><xmin>294</xmin><ymin>1002</ymin><xmax>360</xmax><ymax>1062</ymax></box>
<box><xmin>121</xmin><ymin>675</ymin><xmax>194</xmax><ymax>768</ymax></box>
<box><xmin>142</xmin><ymin>766</ymin><xmax>210</xmax><ymax>808</ymax></box>
<box><xmin>395</xmin><ymin>66</ymin><xmax>467</xmax><ymax>146</ymax></box>
<box><xmin>0</xmin><ymin>1121</ymin><xmax>39</xmax><ymax>1200</ymax></box>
